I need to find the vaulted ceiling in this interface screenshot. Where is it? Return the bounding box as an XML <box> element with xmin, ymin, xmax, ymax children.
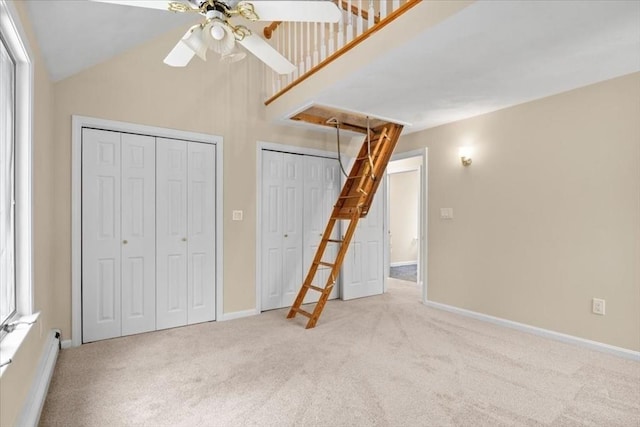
<box><xmin>26</xmin><ymin>0</ymin><xmax>640</xmax><ymax>132</ymax></box>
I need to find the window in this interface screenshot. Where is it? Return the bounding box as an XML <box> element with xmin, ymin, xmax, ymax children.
<box><xmin>0</xmin><ymin>35</ymin><xmax>16</xmax><ymax>331</ymax></box>
<box><xmin>0</xmin><ymin>0</ymin><xmax>33</xmax><ymax>346</ymax></box>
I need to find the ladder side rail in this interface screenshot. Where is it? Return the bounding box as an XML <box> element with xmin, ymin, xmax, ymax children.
<box><xmin>306</xmin><ymin>209</ymin><xmax>362</xmax><ymax>328</ymax></box>
<box><xmin>287</xmin><ymin>218</ymin><xmax>339</xmax><ymax>318</ymax></box>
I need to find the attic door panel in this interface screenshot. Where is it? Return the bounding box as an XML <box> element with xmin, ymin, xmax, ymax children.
<box><xmin>82</xmin><ymin>128</ymin><xmax>122</xmax><ymax>343</ymax></box>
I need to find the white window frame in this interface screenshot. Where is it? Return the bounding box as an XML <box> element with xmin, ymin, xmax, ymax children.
<box><xmin>0</xmin><ymin>0</ymin><xmax>34</xmax><ymax>343</ymax></box>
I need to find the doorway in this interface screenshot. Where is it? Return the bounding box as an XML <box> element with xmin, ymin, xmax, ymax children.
<box><xmin>385</xmin><ymin>149</ymin><xmax>427</xmax><ymax>302</ymax></box>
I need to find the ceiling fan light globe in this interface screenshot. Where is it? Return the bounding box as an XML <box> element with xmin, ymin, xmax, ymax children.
<box><xmin>221</xmin><ymin>49</ymin><xmax>247</xmax><ymax>63</ymax></box>
<box><xmin>204</xmin><ymin>21</ymin><xmax>236</xmax><ymax>56</ymax></box>
<box><xmin>183</xmin><ymin>27</ymin><xmax>208</xmax><ymax>60</ymax></box>
<box><xmin>210</xmin><ymin>25</ymin><xmax>226</xmax><ymax>41</ymax></box>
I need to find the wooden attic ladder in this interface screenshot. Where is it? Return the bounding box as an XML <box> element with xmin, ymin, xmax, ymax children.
<box><xmin>287</xmin><ymin>107</ymin><xmax>404</xmax><ymax>328</ymax></box>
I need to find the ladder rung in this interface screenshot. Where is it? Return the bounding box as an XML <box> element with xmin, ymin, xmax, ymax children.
<box><xmin>317</xmin><ymin>261</ymin><xmax>335</xmax><ymax>267</ymax></box>
<box><xmin>339</xmin><ymin>195</ymin><xmax>362</xmax><ymax>199</ymax></box>
<box><xmin>347</xmin><ymin>174</ymin><xmax>368</xmax><ymax>180</ymax></box>
<box><xmin>325</xmin><ymin>239</ymin><xmax>343</xmax><ymax>243</ymax></box>
<box><xmin>308</xmin><ymin>285</ymin><xmax>325</xmax><ymax>292</ymax></box>
<box><xmin>293</xmin><ymin>307</ymin><xmax>313</xmax><ymax>318</ymax></box>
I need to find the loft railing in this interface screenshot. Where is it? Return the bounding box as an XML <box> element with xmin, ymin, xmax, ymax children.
<box><xmin>263</xmin><ymin>0</ymin><xmax>420</xmax><ymax>105</ymax></box>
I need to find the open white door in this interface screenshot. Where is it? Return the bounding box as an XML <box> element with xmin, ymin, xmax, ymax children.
<box><xmin>341</xmin><ymin>172</ymin><xmax>386</xmax><ymax>300</ymax></box>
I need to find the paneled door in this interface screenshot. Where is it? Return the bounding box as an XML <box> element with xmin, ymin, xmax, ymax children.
<box><xmin>186</xmin><ymin>142</ymin><xmax>216</xmax><ymax>325</ymax></box>
<box><xmin>120</xmin><ymin>133</ymin><xmax>156</xmax><ymax>336</ymax></box>
<box><xmin>82</xmin><ymin>129</ymin><xmax>156</xmax><ymax>342</ymax></box>
<box><xmin>156</xmin><ymin>138</ymin><xmax>216</xmax><ymax>329</ymax></box>
<box><xmin>261</xmin><ymin>150</ymin><xmax>303</xmax><ymax>310</ymax></box>
<box><xmin>156</xmin><ymin>138</ymin><xmax>188</xmax><ymax>329</ymax></box>
<box><xmin>82</xmin><ymin>129</ymin><xmax>122</xmax><ymax>342</ymax></box>
<box><xmin>303</xmin><ymin>156</ymin><xmax>340</xmax><ymax>303</ymax></box>
<box><xmin>341</xmin><ymin>174</ymin><xmax>386</xmax><ymax>300</ymax></box>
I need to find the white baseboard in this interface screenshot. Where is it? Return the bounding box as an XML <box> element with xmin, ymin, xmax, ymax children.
<box><xmin>390</xmin><ymin>261</ymin><xmax>417</xmax><ymax>267</ymax></box>
<box><xmin>16</xmin><ymin>329</ymin><xmax>60</xmax><ymax>427</ymax></box>
<box><xmin>425</xmin><ymin>301</ymin><xmax>640</xmax><ymax>361</ymax></box>
<box><xmin>60</xmin><ymin>340</ymin><xmax>72</xmax><ymax>349</ymax></box>
<box><xmin>220</xmin><ymin>309</ymin><xmax>260</xmax><ymax>321</ymax></box>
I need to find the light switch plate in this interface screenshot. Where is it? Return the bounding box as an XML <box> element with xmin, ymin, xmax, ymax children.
<box><xmin>232</xmin><ymin>210</ymin><xmax>243</xmax><ymax>221</ymax></box>
<box><xmin>440</xmin><ymin>208</ymin><xmax>454</xmax><ymax>219</ymax></box>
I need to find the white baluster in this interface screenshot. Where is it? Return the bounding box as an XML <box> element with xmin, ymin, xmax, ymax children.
<box><xmin>337</xmin><ymin>13</ymin><xmax>344</xmax><ymax>51</ymax></box>
<box><xmin>292</xmin><ymin>22</ymin><xmax>298</xmax><ymax>80</ymax></box>
<box><xmin>313</xmin><ymin>22</ymin><xmax>319</xmax><ymax>67</ymax></box>
<box><xmin>275</xmin><ymin>27</ymin><xmax>282</xmax><ymax>92</ymax></box>
<box><xmin>367</xmin><ymin>1</ymin><xmax>375</xmax><ymax>31</ymax></box>
<box><xmin>357</xmin><ymin>0</ymin><xmax>363</xmax><ymax>37</ymax></box>
<box><xmin>328</xmin><ymin>22</ymin><xmax>335</xmax><ymax>56</ymax></box>
<box><xmin>320</xmin><ymin>22</ymin><xmax>327</xmax><ymax>62</ymax></box>
<box><xmin>298</xmin><ymin>23</ymin><xmax>304</xmax><ymax>77</ymax></box>
<box><xmin>305</xmin><ymin>22</ymin><xmax>312</xmax><ymax>72</ymax></box>
<box><xmin>380</xmin><ymin>0</ymin><xmax>387</xmax><ymax>20</ymax></box>
<box><xmin>346</xmin><ymin>1</ymin><xmax>353</xmax><ymax>43</ymax></box>
<box><xmin>392</xmin><ymin>0</ymin><xmax>400</xmax><ymax>12</ymax></box>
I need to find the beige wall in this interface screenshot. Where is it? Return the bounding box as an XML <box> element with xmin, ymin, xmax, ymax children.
<box><xmin>51</xmin><ymin>26</ymin><xmax>334</xmax><ymax>336</ymax></box>
<box><xmin>389</xmin><ymin>170</ymin><xmax>419</xmax><ymax>264</ymax></box>
<box><xmin>398</xmin><ymin>73</ymin><xmax>640</xmax><ymax>351</ymax></box>
<box><xmin>0</xmin><ymin>2</ymin><xmax>56</xmax><ymax>426</ymax></box>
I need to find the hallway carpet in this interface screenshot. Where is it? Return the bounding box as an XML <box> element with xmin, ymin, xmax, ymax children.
<box><xmin>40</xmin><ymin>280</ymin><xmax>639</xmax><ymax>426</ymax></box>
<box><xmin>389</xmin><ymin>263</ymin><xmax>417</xmax><ymax>282</ymax></box>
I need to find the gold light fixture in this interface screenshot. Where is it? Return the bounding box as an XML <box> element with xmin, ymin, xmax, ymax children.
<box><xmin>459</xmin><ymin>147</ymin><xmax>472</xmax><ymax>166</ymax></box>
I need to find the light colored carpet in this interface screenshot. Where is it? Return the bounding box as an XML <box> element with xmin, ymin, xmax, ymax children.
<box><xmin>40</xmin><ymin>280</ymin><xmax>639</xmax><ymax>426</ymax></box>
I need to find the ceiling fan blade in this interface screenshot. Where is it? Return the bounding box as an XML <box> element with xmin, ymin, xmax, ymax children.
<box><xmin>88</xmin><ymin>0</ymin><xmax>191</xmax><ymax>12</ymax></box>
<box><xmin>238</xmin><ymin>34</ymin><xmax>296</xmax><ymax>74</ymax></box>
<box><xmin>163</xmin><ymin>30</ymin><xmax>196</xmax><ymax>67</ymax></box>
<box><xmin>248</xmin><ymin>1</ymin><xmax>342</xmax><ymax>22</ymax></box>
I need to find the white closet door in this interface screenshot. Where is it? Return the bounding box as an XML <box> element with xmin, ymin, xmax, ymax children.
<box><xmin>302</xmin><ymin>156</ymin><xmax>340</xmax><ymax>303</ymax></box>
<box><xmin>324</xmin><ymin>158</ymin><xmax>341</xmax><ymax>300</ymax></box>
<box><xmin>303</xmin><ymin>156</ymin><xmax>325</xmax><ymax>304</ymax></box>
<box><xmin>121</xmin><ymin>134</ymin><xmax>156</xmax><ymax>336</ymax></box>
<box><xmin>82</xmin><ymin>128</ymin><xmax>122</xmax><ymax>342</ymax></box>
<box><xmin>261</xmin><ymin>150</ymin><xmax>284</xmax><ymax>310</ymax></box>
<box><xmin>187</xmin><ymin>142</ymin><xmax>216</xmax><ymax>324</ymax></box>
<box><xmin>261</xmin><ymin>151</ymin><xmax>303</xmax><ymax>310</ymax></box>
<box><xmin>281</xmin><ymin>153</ymin><xmax>304</xmax><ymax>307</ymax></box>
<box><xmin>156</xmin><ymin>138</ymin><xmax>188</xmax><ymax>329</ymax></box>
<box><xmin>342</xmin><ymin>175</ymin><xmax>385</xmax><ymax>300</ymax></box>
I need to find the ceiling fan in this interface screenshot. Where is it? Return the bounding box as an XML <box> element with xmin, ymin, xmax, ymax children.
<box><xmin>90</xmin><ymin>0</ymin><xmax>342</xmax><ymax>74</ymax></box>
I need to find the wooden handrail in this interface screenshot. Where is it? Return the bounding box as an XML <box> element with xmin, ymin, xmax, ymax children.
<box><xmin>265</xmin><ymin>0</ymin><xmax>421</xmax><ymax>106</ymax></box>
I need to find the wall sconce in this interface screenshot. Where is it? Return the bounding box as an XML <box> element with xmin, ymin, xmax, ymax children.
<box><xmin>459</xmin><ymin>147</ymin><xmax>472</xmax><ymax>166</ymax></box>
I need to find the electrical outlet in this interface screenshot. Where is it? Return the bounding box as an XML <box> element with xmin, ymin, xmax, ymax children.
<box><xmin>232</xmin><ymin>210</ymin><xmax>243</xmax><ymax>221</ymax></box>
<box><xmin>592</xmin><ymin>298</ymin><xmax>605</xmax><ymax>315</ymax></box>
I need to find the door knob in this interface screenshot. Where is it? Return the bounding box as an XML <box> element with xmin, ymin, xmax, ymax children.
<box><xmin>122</xmin><ymin>240</ymin><xmax>128</xmax><ymax>244</ymax></box>
<box><xmin>284</xmin><ymin>234</ymin><xmax>288</xmax><ymax>238</ymax></box>
<box><xmin>182</xmin><ymin>237</ymin><xmax>187</xmax><ymax>242</ymax></box>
